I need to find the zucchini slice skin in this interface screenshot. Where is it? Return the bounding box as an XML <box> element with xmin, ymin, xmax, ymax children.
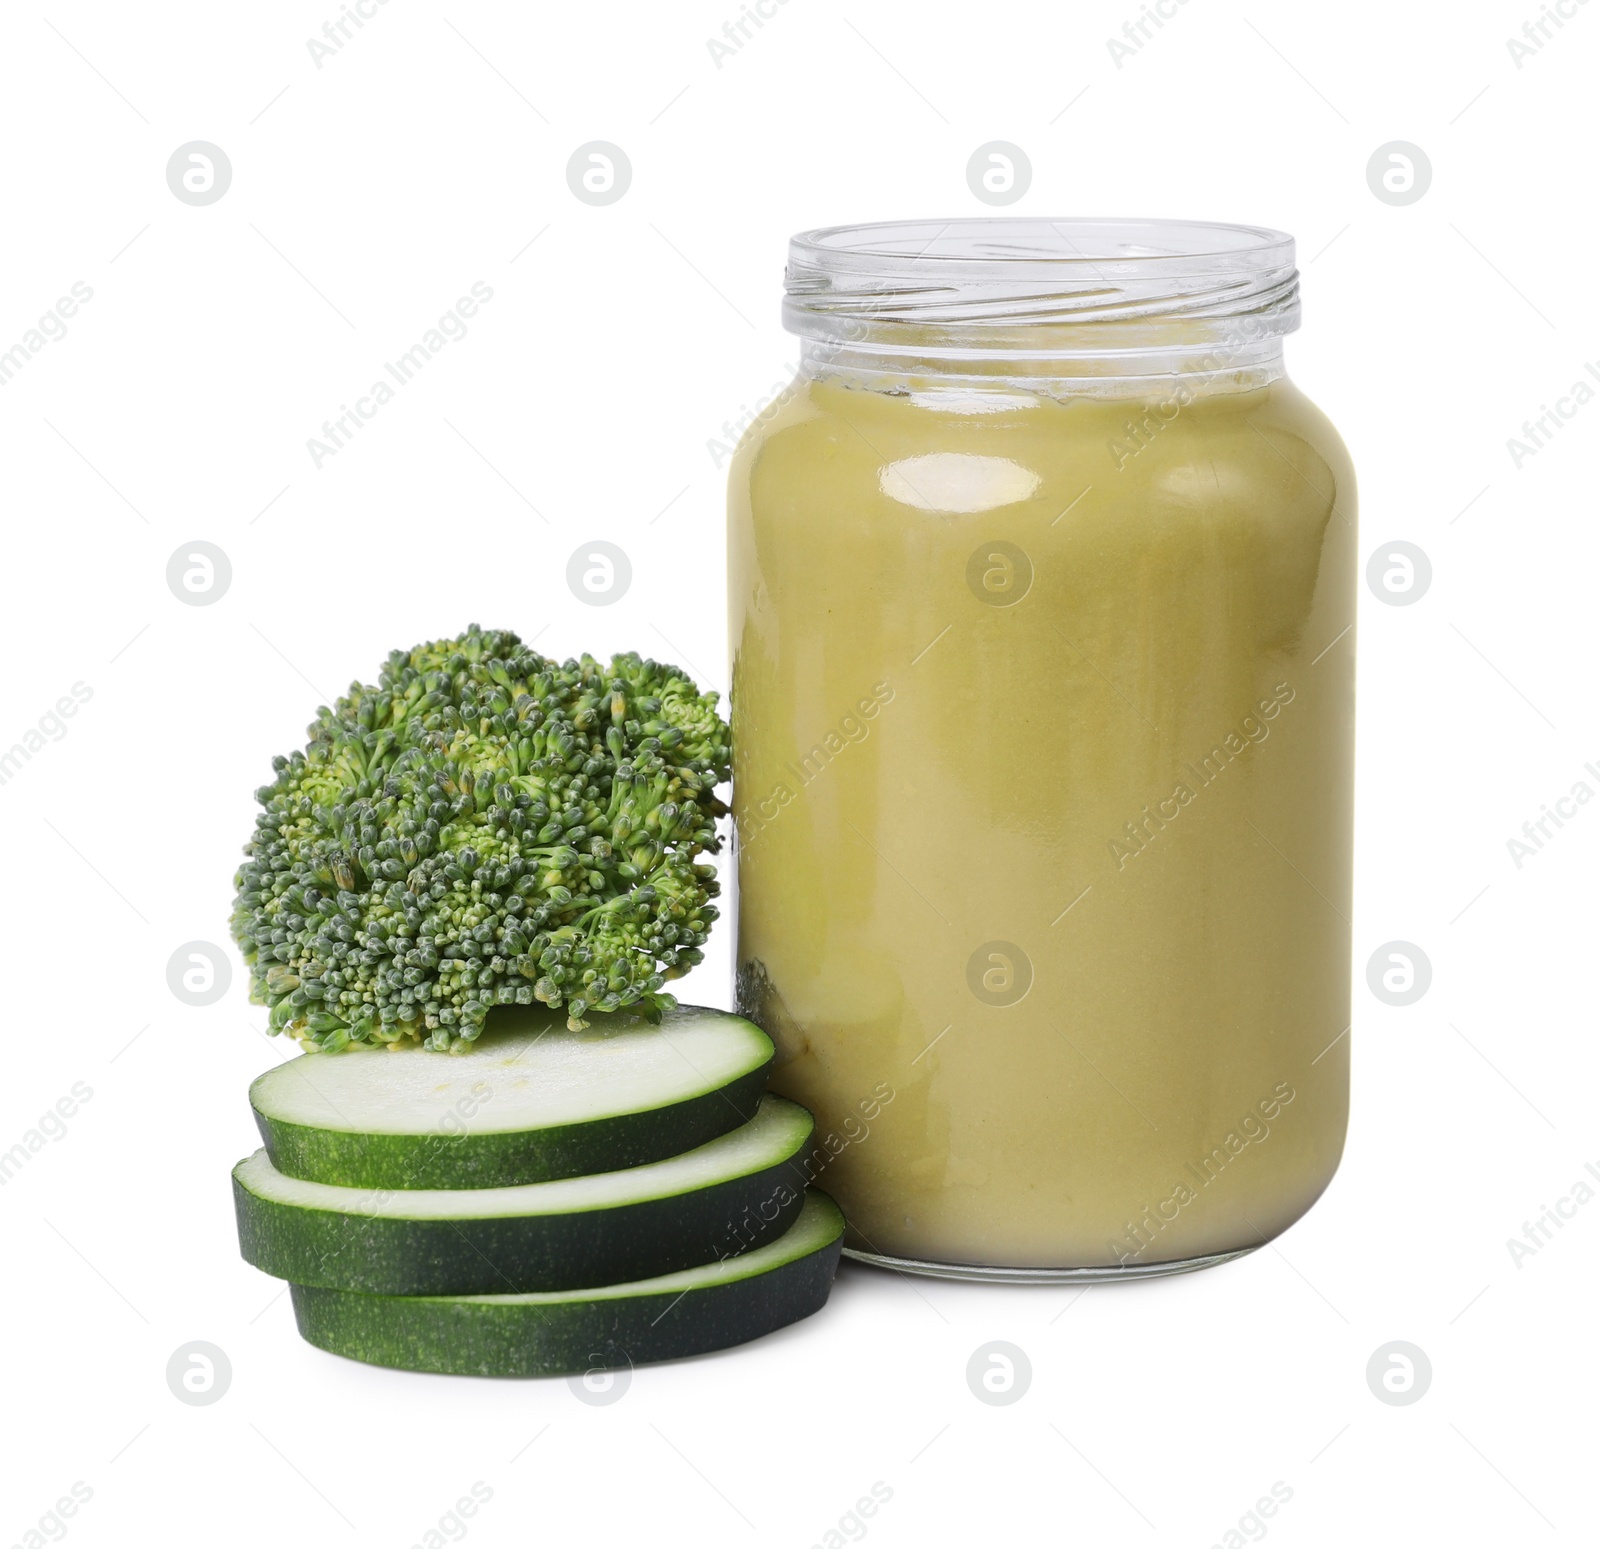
<box><xmin>250</xmin><ymin>1007</ymin><xmax>776</xmax><ymax>1190</ymax></box>
<box><xmin>289</xmin><ymin>1191</ymin><xmax>846</xmax><ymax>1376</ymax></box>
<box><xmin>234</xmin><ymin>1097</ymin><xmax>814</xmax><ymax>1295</ymax></box>
<box><xmin>253</xmin><ymin>1063</ymin><xmax>772</xmax><ymax>1191</ymax></box>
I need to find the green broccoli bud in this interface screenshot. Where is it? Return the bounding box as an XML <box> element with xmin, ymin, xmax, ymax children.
<box><xmin>230</xmin><ymin>625</ymin><xmax>730</xmax><ymax>1051</ymax></box>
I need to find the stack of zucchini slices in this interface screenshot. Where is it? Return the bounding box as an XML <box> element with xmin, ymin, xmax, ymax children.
<box><xmin>233</xmin><ymin>1005</ymin><xmax>844</xmax><ymax>1376</ymax></box>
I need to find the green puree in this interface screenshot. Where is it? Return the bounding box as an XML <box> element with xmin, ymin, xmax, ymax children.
<box><xmin>729</xmin><ymin>370</ymin><xmax>1356</xmax><ymax>1269</ymax></box>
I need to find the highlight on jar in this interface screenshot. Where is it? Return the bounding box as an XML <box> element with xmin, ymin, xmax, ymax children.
<box><xmin>727</xmin><ymin>217</ymin><xmax>1356</xmax><ymax>1283</ymax></box>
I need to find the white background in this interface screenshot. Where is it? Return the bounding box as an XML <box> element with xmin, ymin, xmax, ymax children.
<box><xmin>1</xmin><ymin>1</ymin><xmax>1595</xmax><ymax>1545</ymax></box>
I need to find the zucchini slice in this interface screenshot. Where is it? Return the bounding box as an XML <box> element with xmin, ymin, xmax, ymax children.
<box><xmin>290</xmin><ymin>1190</ymin><xmax>845</xmax><ymax>1376</ymax></box>
<box><xmin>250</xmin><ymin>1005</ymin><xmax>775</xmax><ymax>1190</ymax></box>
<box><xmin>234</xmin><ymin>1096</ymin><xmax>814</xmax><ymax>1295</ymax></box>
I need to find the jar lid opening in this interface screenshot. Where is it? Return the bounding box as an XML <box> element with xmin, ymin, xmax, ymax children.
<box><xmin>784</xmin><ymin>217</ymin><xmax>1300</xmax><ymax>345</ymax></box>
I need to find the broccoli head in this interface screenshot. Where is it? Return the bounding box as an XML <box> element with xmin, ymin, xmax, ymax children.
<box><xmin>230</xmin><ymin>625</ymin><xmax>730</xmax><ymax>1051</ymax></box>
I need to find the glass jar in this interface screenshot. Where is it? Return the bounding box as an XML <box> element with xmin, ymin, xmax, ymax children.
<box><xmin>727</xmin><ymin>219</ymin><xmax>1354</xmax><ymax>1281</ymax></box>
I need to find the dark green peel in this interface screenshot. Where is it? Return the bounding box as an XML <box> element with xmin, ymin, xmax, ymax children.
<box><xmin>289</xmin><ymin>1190</ymin><xmax>845</xmax><ymax>1376</ymax></box>
<box><xmin>233</xmin><ymin>1095</ymin><xmax>815</xmax><ymax>1295</ymax></box>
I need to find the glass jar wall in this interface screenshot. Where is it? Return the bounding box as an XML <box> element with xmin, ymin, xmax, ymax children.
<box><xmin>728</xmin><ymin>219</ymin><xmax>1355</xmax><ymax>1280</ymax></box>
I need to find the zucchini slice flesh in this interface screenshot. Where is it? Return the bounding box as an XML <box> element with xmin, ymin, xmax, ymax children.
<box><xmin>290</xmin><ymin>1190</ymin><xmax>846</xmax><ymax>1376</ymax></box>
<box><xmin>234</xmin><ymin>1095</ymin><xmax>815</xmax><ymax>1295</ymax></box>
<box><xmin>249</xmin><ymin>1005</ymin><xmax>775</xmax><ymax>1189</ymax></box>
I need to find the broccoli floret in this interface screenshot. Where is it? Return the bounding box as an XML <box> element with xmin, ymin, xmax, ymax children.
<box><xmin>230</xmin><ymin>625</ymin><xmax>729</xmax><ymax>1051</ymax></box>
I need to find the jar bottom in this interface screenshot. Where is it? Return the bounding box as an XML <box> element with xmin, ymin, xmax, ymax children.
<box><xmin>841</xmin><ymin>1243</ymin><xmax>1258</xmax><ymax>1285</ymax></box>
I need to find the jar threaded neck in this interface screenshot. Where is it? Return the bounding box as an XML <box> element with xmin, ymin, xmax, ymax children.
<box><xmin>784</xmin><ymin>217</ymin><xmax>1298</xmax><ymax>382</ymax></box>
